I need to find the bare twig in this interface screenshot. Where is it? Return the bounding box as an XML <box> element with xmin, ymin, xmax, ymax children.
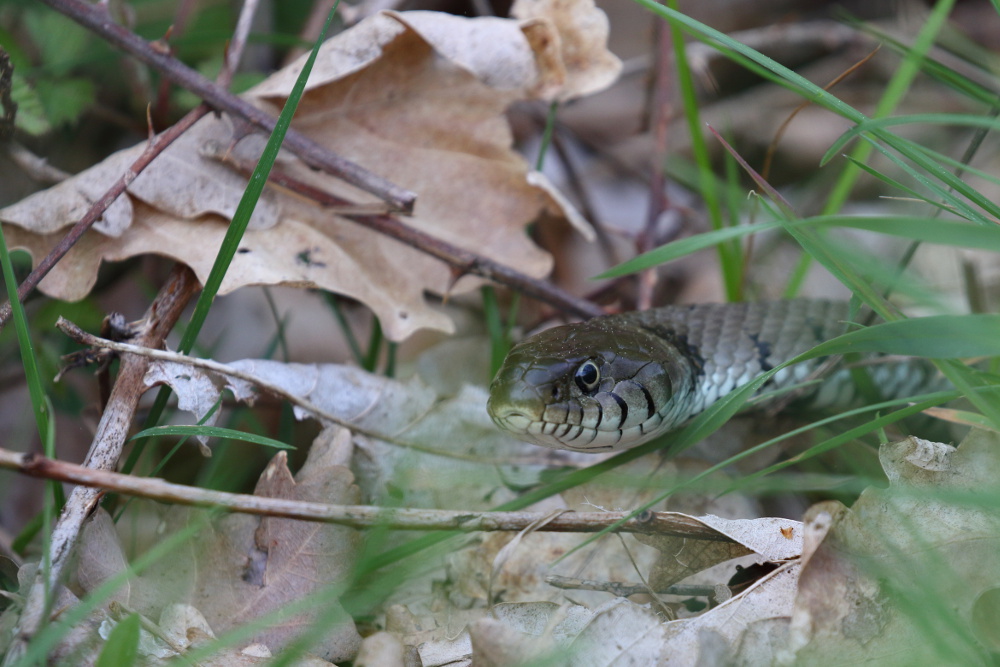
<box><xmin>39</xmin><ymin>0</ymin><xmax>416</xmax><ymax>213</ymax></box>
<box><xmin>0</xmin><ymin>447</ymin><xmax>734</xmax><ymax>541</ymax></box>
<box><xmin>0</xmin><ymin>107</ymin><xmax>207</xmax><ymax>329</ymax></box>
<box><xmin>6</xmin><ymin>266</ymin><xmax>200</xmax><ymax>662</ymax></box>
<box><xmin>211</xmin><ymin>150</ymin><xmax>605</xmax><ymax>319</ymax></box>
<box><xmin>0</xmin><ymin>0</ymin><xmax>263</xmax><ymax>332</ymax></box>
<box><xmin>545</xmin><ymin>574</ymin><xmax>718</xmax><ymax>598</ymax></box>
<box><xmin>5</xmin><ymin>143</ymin><xmax>72</xmax><ymax>184</ymax></box>
<box><xmin>218</xmin><ymin>0</ymin><xmax>261</xmax><ymax>90</ymax></box>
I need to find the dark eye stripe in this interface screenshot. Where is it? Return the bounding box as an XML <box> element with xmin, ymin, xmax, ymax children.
<box><xmin>610</xmin><ymin>392</ymin><xmax>629</xmax><ymax>428</ymax></box>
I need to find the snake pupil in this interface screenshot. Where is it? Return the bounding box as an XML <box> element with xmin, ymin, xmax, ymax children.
<box><xmin>574</xmin><ymin>360</ymin><xmax>600</xmax><ymax>393</ymax></box>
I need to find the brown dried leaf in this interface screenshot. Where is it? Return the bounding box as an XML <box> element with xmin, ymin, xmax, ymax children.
<box><xmin>511</xmin><ymin>0</ymin><xmax>622</xmax><ymax>100</ymax></box>
<box><xmin>1</xmin><ymin>3</ymin><xmax>619</xmax><ymax>340</ymax></box>
<box><xmin>788</xmin><ymin>430</ymin><xmax>1000</xmax><ymax>664</ymax></box>
<box><xmin>75</xmin><ymin>429</ymin><xmax>363</xmax><ymax>663</ymax></box>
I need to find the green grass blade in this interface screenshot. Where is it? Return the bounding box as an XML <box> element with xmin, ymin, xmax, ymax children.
<box><xmin>176</xmin><ymin>11</ymin><xmax>336</xmax><ymax>356</ymax></box>
<box><xmin>0</xmin><ymin>238</ymin><xmax>50</xmax><ymax>455</ymax></box>
<box><xmin>850</xmin><ymin>17</ymin><xmax>1000</xmax><ymax>107</ymax></box>
<box><xmin>482</xmin><ymin>285</ymin><xmax>507</xmax><ymax>379</ymax></box>
<box><xmin>789</xmin><ymin>0</ymin><xmax>957</xmax><ymax>294</ymax></box>
<box><xmin>596</xmin><ymin>220</ymin><xmax>782</xmax><ymax>278</ymax></box>
<box><xmin>823</xmin><ymin>113</ymin><xmax>1000</xmax><ymax>165</ymax></box>
<box><xmin>535</xmin><ymin>101</ymin><xmax>558</xmax><ymax>170</ymax></box>
<box><xmin>324</xmin><ymin>294</ymin><xmax>366</xmax><ymax>367</ymax></box>
<box><xmin>817</xmin><ymin>0</ymin><xmax>956</xmax><ymax>215</ymax></box>
<box><xmin>808</xmin><ymin>315</ymin><xmax>1000</xmax><ymax>358</ymax></box>
<box><xmin>667</xmin><ymin>0</ymin><xmax>738</xmax><ymax>300</ymax></box>
<box><xmin>877</xmin><ymin>132</ymin><xmax>1000</xmax><ymax>222</ymax></box>
<box><xmin>841</xmin><ymin>155</ymin><xmax>956</xmax><ymax>214</ymax></box>
<box><xmin>854</xmin><ymin>136</ymin><xmax>989</xmax><ymax>223</ymax></box>
<box><xmin>94</xmin><ymin>613</ymin><xmax>140</xmax><ymax>667</ymax></box>
<box><xmin>599</xmin><ymin>214</ymin><xmax>1000</xmax><ymax>280</ymax></box>
<box><xmin>909</xmin><ymin>139</ymin><xmax>1000</xmax><ymax>191</ymax></box>
<box><xmin>129</xmin><ymin>425</ymin><xmax>295</xmax><ymax>450</ymax></box>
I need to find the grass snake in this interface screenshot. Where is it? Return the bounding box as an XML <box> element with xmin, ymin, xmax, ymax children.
<box><xmin>487</xmin><ymin>299</ymin><xmax>940</xmax><ymax>452</ymax></box>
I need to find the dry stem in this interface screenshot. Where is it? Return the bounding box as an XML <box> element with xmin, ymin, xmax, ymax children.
<box><xmin>0</xmin><ymin>447</ymin><xmax>734</xmax><ymax>541</ymax></box>
<box><xmin>5</xmin><ymin>266</ymin><xmax>200</xmax><ymax>662</ymax></box>
<box><xmin>215</xmin><ymin>152</ymin><xmax>605</xmax><ymax>319</ymax></box>
<box><xmin>40</xmin><ymin>0</ymin><xmax>416</xmax><ymax>213</ymax></box>
<box><xmin>0</xmin><ymin>107</ymin><xmax>207</xmax><ymax>329</ymax></box>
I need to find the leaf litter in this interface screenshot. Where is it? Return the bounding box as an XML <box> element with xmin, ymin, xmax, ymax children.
<box><xmin>4</xmin><ymin>0</ymin><xmax>999</xmax><ymax>664</ymax></box>
<box><xmin>0</xmin><ymin>0</ymin><xmax>617</xmax><ymax>341</ymax></box>
<box><xmin>29</xmin><ymin>326</ymin><xmax>992</xmax><ymax>664</ymax></box>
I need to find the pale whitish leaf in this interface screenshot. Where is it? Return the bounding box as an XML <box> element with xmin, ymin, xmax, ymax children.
<box><xmin>656</xmin><ymin>565</ymin><xmax>800</xmax><ymax>665</ymax></box>
<box><xmin>638</xmin><ymin>514</ymin><xmax>801</xmax><ymax>590</ymax></box>
<box><xmin>561</xmin><ymin>597</ymin><xmax>668</xmax><ymax>666</ymax></box>
<box><xmin>144</xmin><ymin>360</ymin><xmax>222</xmax><ymax>423</ymax></box>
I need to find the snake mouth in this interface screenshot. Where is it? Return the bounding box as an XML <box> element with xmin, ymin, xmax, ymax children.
<box><xmin>488</xmin><ymin>403</ymin><xmax>662</xmax><ymax>451</ymax></box>
<box><xmin>488</xmin><ymin>408</ymin><xmax>534</xmax><ymax>434</ymax></box>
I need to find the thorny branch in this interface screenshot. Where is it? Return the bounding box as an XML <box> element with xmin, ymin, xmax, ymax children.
<box><xmin>0</xmin><ymin>0</ymin><xmax>261</xmax><ymax>329</ymax></box>
<box><xmin>0</xmin><ymin>107</ymin><xmax>206</xmax><ymax>329</ymax></box>
<box><xmin>39</xmin><ymin>0</ymin><xmax>417</xmax><ymax>213</ymax></box>
<box><xmin>13</xmin><ymin>0</ymin><xmax>605</xmax><ymax>322</ymax></box>
<box><xmin>214</xmin><ymin>151</ymin><xmax>606</xmax><ymax>319</ymax></box>
<box><xmin>0</xmin><ymin>447</ymin><xmax>737</xmax><ymax>542</ymax></box>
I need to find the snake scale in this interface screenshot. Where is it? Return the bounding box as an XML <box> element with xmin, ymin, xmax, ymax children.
<box><xmin>487</xmin><ymin>299</ymin><xmax>939</xmax><ymax>452</ymax></box>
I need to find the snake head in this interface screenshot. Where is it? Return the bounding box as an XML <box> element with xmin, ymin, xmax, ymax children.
<box><xmin>487</xmin><ymin>317</ymin><xmax>694</xmax><ymax>451</ymax></box>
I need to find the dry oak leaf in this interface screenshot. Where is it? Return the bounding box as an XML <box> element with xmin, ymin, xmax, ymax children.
<box><xmin>787</xmin><ymin>430</ymin><xmax>1000</xmax><ymax>665</ymax></box>
<box><xmin>0</xmin><ymin>3</ymin><xmax>618</xmax><ymax>340</ymax></box>
<box><xmin>76</xmin><ymin>429</ymin><xmax>363</xmax><ymax>663</ymax></box>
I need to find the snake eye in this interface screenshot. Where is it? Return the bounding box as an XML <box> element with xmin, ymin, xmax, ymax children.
<box><xmin>574</xmin><ymin>360</ymin><xmax>601</xmax><ymax>394</ymax></box>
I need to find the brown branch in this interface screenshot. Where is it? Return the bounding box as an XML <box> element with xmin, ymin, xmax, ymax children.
<box><xmin>0</xmin><ymin>0</ymin><xmax>261</xmax><ymax>331</ymax></box>
<box><xmin>214</xmin><ymin>151</ymin><xmax>606</xmax><ymax>319</ymax></box>
<box><xmin>0</xmin><ymin>106</ymin><xmax>207</xmax><ymax>329</ymax></box>
<box><xmin>39</xmin><ymin>0</ymin><xmax>416</xmax><ymax>213</ymax></box>
<box><xmin>545</xmin><ymin>575</ymin><xmax>718</xmax><ymax>598</ymax></box>
<box><xmin>0</xmin><ymin>447</ymin><xmax>734</xmax><ymax>541</ymax></box>
<box><xmin>7</xmin><ymin>266</ymin><xmax>201</xmax><ymax>661</ymax></box>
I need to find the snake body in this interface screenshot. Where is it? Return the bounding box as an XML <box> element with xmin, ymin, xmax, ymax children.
<box><xmin>487</xmin><ymin>299</ymin><xmax>938</xmax><ymax>452</ymax></box>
